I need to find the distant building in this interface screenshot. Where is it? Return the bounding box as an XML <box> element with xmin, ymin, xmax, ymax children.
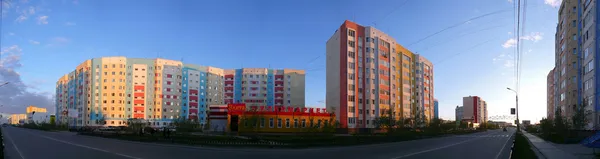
<box><xmin>55</xmin><ymin>57</ymin><xmax>306</xmax><ymax>128</ymax></box>
<box><xmin>434</xmin><ymin>99</ymin><xmax>439</xmax><ymax>119</ymax></box>
<box><xmin>547</xmin><ymin>69</ymin><xmax>555</xmax><ymax>120</ymax></box>
<box><xmin>462</xmin><ymin>96</ymin><xmax>488</xmax><ymax>124</ymax></box>
<box><xmin>522</xmin><ymin>120</ymin><xmax>531</xmax><ymax>127</ymax></box>
<box><xmin>10</xmin><ymin>114</ymin><xmax>26</xmax><ymax>125</ymax></box>
<box><xmin>26</xmin><ymin>105</ymin><xmax>47</xmax><ymax>114</ymax></box>
<box><xmin>455</xmin><ymin>106</ymin><xmax>463</xmax><ymax>122</ymax></box>
<box><xmin>209</xmin><ymin>103</ymin><xmax>334</xmax><ymax>133</ymax></box>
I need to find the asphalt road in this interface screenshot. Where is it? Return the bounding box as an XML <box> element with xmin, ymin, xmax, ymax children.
<box><xmin>2</xmin><ymin>126</ymin><xmax>516</xmax><ymax>159</ymax></box>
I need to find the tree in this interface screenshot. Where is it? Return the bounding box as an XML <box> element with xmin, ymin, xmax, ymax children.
<box><xmin>428</xmin><ymin>118</ymin><xmax>443</xmax><ymax>132</ymax></box>
<box><xmin>571</xmin><ymin>99</ymin><xmax>593</xmax><ymax>130</ymax></box>
<box><xmin>554</xmin><ymin>108</ymin><xmax>569</xmax><ymax>142</ymax></box>
<box><xmin>374</xmin><ymin>109</ymin><xmax>396</xmax><ymax>134</ymax></box>
<box><xmin>172</xmin><ymin>117</ymin><xmax>199</xmax><ymax>134</ymax></box>
<box><xmin>126</xmin><ymin>118</ymin><xmax>147</xmax><ymax>134</ymax></box>
<box><xmin>97</xmin><ymin>116</ymin><xmax>106</xmax><ymax>126</ymax></box>
<box><xmin>539</xmin><ymin>118</ymin><xmax>554</xmax><ymax>138</ymax></box>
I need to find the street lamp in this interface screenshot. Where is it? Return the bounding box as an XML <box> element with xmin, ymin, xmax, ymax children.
<box><xmin>0</xmin><ymin>82</ymin><xmax>10</xmax><ymax>87</ymax></box>
<box><xmin>507</xmin><ymin>87</ymin><xmax>520</xmax><ymax>132</ymax></box>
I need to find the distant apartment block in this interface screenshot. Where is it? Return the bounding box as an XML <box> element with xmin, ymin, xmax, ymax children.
<box><xmin>326</xmin><ymin>20</ymin><xmax>435</xmax><ymax>129</ymax></box>
<box><xmin>10</xmin><ymin>114</ymin><xmax>26</xmax><ymax>124</ymax></box>
<box><xmin>55</xmin><ymin>57</ymin><xmax>305</xmax><ymax>128</ymax></box>
<box><xmin>462</xmin><ymin>96</ymin><xmax>487</xmax><ymax>124</ymax></box>
<box><xmin>455</xmin><ymin>106</ymin><xmax>463</xmax><ymax>122</ymax></box>
<box><xmin>547</xmin><ymin>68</ymin><xmax>555</xmax><ymax>119</ymax></box>
<box><xmin>434</xmin><ymin>99</ymin><xmax>439</xmax><ymax>119</ymax></box>
<box><xmin>26</xmin><ymin>105</ymin><xmax>47</xmax><ymax>114</ymax></box>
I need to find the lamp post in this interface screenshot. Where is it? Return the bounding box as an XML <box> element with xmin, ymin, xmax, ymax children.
<box><xmin>507</xmin><ymin>87</ymin><xmax>520</xmax><ymax>132</ymax></box>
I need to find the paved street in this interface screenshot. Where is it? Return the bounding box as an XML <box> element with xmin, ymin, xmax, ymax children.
<box><xmin>3</xmin><ymin>126</ymin><xmax>515</xmax><ymax>159</ymax></box>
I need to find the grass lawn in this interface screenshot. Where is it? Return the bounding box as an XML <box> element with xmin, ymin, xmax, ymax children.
<box><xmin>511</xmin><ymin>132</ymin><xmax>537</xmax><ymax>159</ymax></box>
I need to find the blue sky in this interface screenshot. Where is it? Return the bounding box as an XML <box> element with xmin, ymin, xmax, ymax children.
<box><xmin>0</xmin><ymin>0</ymin><xmax>561</xmax><ymax>122</ymax></box>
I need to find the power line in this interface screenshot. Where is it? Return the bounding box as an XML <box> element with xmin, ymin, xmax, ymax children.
<box><xmin>518</xmin><ymin>0</ymin><xmax>527</xmax><ymax>93</ymax></box>
<box><xmin>433</xmin><ymin>37</ymin><xmax>501</xmax><ymax>65</ymax></box>
<box><xmin>418</xmin><ymin>23</ymin><xmax>510</xmax><ymax>52</ymax></box>
<box><xmin>515</xmin><ymin>0</ymin><xmax>521</xmax><ymax>94</ymax></box>
<box><xmin>372</xmin><ymin>0</ymin><xmax>411</xmax><ymax>26</ymax></box>
<box><xmin>407</xmin><ymin>8</ymin><xmax>512</xmax><ymax>47</ymax></box>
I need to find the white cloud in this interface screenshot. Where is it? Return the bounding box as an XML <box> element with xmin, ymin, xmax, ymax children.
<box><xmin>46</xmin><ymin>37</ymin><xmax>70</xmax><ymax>47</ymax></box>
<box><xmin>508</xmin><ymin>0</ymin><xmax>514</xmax><ymax>3</ymax></box>
<box><xmin>502</xmin><ymin>38</ymin><xmax>517</xmax><ymax>48</ymax></box>
<box><xmin>37</xmin><ymin>15</ymin><xmax>48</xmax><ymax>25</ymax></box>
<box><xmin>520</xmin><ymin>32</ymin><xmax>544</xmax><ymax>42</ymax></box>
<box><xmin>544</xmin><ymin>0</ymin><xmax>562</xmax><ymax>8</ymax></box>
<box><xmin>502</xmin><ymin>32</ymin><xmax>544</xmax><ymax>48</ymax></box>
<box><xmin>2</xmin><ymin>0</ymin><xmax>12</xmax><ymax>17</ymax></box>
<box><xmin>65</xmin><ymin>22</ymin><xmax>76</xmax><ymax>26</ymax></box>
<box><xmin>28</xmin><ymin>6</ymin><xmax>35</xmax><ymax>15</ymax></box>
<box><xmin>28</xmin><ymin>40</ymin><xmax>39</xmax><ymax>45</ymax></box>
<box><xmin>0</xmin><ymin>45</ymin><xmax>54</xmax><ymax>114</ymax></box>
<box><xmin>8</xmin><ymin>32</ymin><xmax>14</xmax><ymax>36</ymax></box>
<box><xmin>15</xmin><ymin>15</ymin><xmax>27</xmax><ymax>23</ymax></box>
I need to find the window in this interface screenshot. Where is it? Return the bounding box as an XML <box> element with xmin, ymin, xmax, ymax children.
<box><xmin>301</xmin><ymin>119</ymin><xmax>306</xmax><ymax>128</ymax></box>
<box><xmin>277</xmin><ymin>118</ymin><xmax>282</xmax><ymax>128</ymax></box>
<box><xmin>259</xmin><ymin>118</ymin><xmax>265</xmax><ymax>128</ymax></box>
<box><xmin>348</xmin><ymin>29</ymin><xmax>356</xmax><ymax>37</ymax></box>
<box><xmin>293</xmin><ymin>119</ymin><xmax>298</xmax><ymax>128</ymax></box>
<box><xmin>585</xmin><ymin>48</ymin><xmax>589</xmax><ymax>57</ymax></box>
<box><xmin>586</xmin><ymin>61</ymin><xmax>594</xmax><ymax>73</ymax></box>
<box><xmin>285</xmin><ymin>119</ymin><xmax>290</xmax><ymax>128</ymax></box>
<box><xmin>269</xmin><ymin>118</ymin><xmax>274</xmax><ymax>128</ymax></box>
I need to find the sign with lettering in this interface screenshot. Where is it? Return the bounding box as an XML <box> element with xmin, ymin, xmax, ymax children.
<box><xmin>227</xmin><ymin>103</ymin><xmax>246</xmax><ymax>112</ymax></box>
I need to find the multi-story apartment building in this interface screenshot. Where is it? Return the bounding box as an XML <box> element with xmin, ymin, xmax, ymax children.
<box><xmin>547</xmin><ymin>69</ymin><xmax>556</xmax><ymax>119</ymax></box>
<box><xmin>55</xmin><ymin>57</ymin><xmax>305</xmax><ymax>128</ymax></box>
<box><xmin>455</xmin><ymin>106</ymin><xmax>463</xmax><ymax>122</ymax></box>
<box><xmin>462</xmin><ymin>96</ymin><xmax>487</xmax><ymax>124</ymax></box>
<box><xmin>223</xmin><ymin>68</ymin><xmax>305</xmax><ymax>108</ymax></box>
<box><xmin>549</xmin><ymin>0</ymin><xmax>598</xmax><ymax>129</ymax></box>
<box><xmin>326</xmin><ymin>20</ymin><xmax>434</xmax><ymax>129</ymax></box>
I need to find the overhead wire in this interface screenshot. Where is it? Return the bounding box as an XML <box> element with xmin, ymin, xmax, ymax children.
<box><xmin>518</xmin><ymin>0</ymin><xmax>527</xmax><ymax>94</ymax></box>
<box><xmin>407</xmin><ymin>8</ymin><xmax>513</xmax><ymax>47</ymax></box>
<box><xmin>515</xmin><ymin>0</ymin><xmax>522</xmax><ymax>94</ymax></box>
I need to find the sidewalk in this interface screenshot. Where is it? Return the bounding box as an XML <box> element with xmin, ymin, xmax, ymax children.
<box><xmin>522</xmin><ymin>131</ymin><xmax>594</xmax><ymax>159</ymax></box>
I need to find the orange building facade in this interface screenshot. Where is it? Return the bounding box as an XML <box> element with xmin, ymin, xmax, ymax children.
<box><xmin>222</xmin><ymin>104</ymin><xmax>335</xmax><ymax>133</ymax></box>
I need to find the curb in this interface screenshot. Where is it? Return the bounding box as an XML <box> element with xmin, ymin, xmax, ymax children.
<box><xmin>509</xmin><ymin>137</ymin><xmax>515</xmax><ymax>159</ymax></box>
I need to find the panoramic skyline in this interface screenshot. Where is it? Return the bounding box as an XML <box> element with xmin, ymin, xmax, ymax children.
<box><xmin>0</xmin><ymin>0</ymin><xmax>561</xmax><ymax>123</ymax></box>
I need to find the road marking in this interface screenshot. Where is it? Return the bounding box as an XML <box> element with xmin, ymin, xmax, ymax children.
<box><xmin>494</xmin><ymin>132</ymin><xmax>514</xmax><ymax>159</ymax></box>
<box><xmin>390</xmin><ymin>137</ymin><xmax>481</xmax><ymax>159</ymax></box>
<box><xmin>390</xmin><ymin>131</ymin><xmax>506</xmax><ymax>159</ymax></box>
<box><xmin>21</xmin><ymin>130</ymin><xmax>142</xmax><ymax>159</ymax></box>
<box><xmin>4</xmin><ymin>129</ymin><xmax>26</xmax><ymax>159</ymax></box>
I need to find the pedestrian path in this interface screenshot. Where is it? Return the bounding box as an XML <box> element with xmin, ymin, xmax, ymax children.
<box><xmin>522</xmin><ymin>131</ymin><xmax>580</xmax><ymax>159</ymax></box>
<box><xmin>456</xmin><ymin>134</ymin><xmax>510</xmax><ymax>138</ymax></box>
